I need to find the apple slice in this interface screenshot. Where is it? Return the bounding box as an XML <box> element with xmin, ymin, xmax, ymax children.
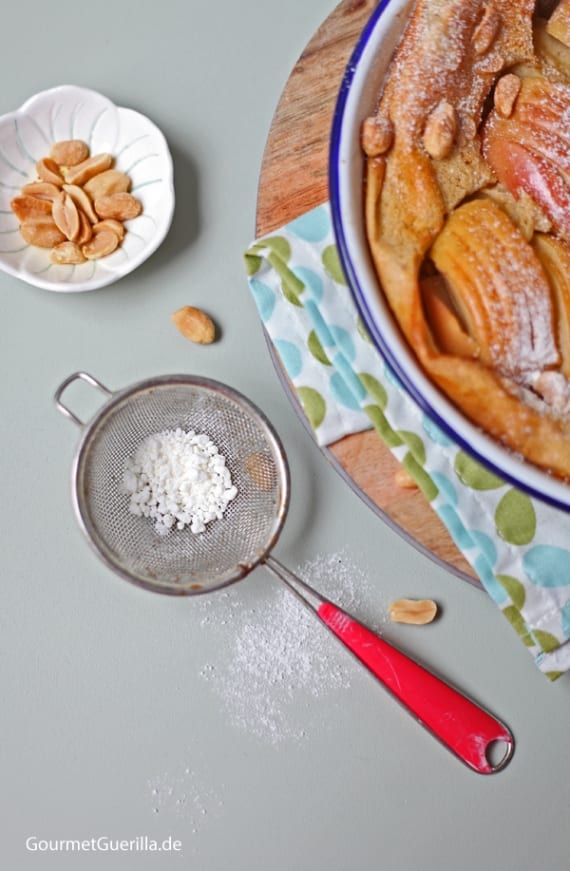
<box><xmin>532</xmin><ymin>232</ymin><xmax>570</xmax><ymax>377</ymax></box>
<box><xmin>420</xmin><ymin>274</ymin><xmax>480</xmax><ymax>359</ymax></box>
<box><xmin>484</xmin><ymin>136</ymin><xmax>570</xmax><ymax>238</ymax></box>
<box><xmin>430</xmin><ymin>199</ymin><xmax>559</xmax><ymax>380</ymax></box>
<box><xmin>483</xmin><ymin>75</ymin><xmax>570</xmax><ymax>238</ymax></box>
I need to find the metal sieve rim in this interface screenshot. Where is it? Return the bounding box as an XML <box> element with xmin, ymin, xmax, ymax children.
<box><xmin>57</xmin><ymin>372</ymin><xmax>291</xmax><ymax>596</ymax></box>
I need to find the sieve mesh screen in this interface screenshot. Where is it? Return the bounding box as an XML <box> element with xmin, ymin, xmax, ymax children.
<box><xmin>74</xmin><ymin>379</ymin><xmax>287</xmax><ymax>593</ymax></box>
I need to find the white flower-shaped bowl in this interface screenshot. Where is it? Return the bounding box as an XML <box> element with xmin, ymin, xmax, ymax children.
<box><xmin>0</xmin><ymin>85</ymin><xmax>174</xmax><ymax>291</ymax></box>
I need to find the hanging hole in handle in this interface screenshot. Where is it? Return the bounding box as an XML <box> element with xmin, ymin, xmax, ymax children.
<box><xmin>485</xmin><ymin>737</ymin><xmax>515</xmax><ymax>773</ymax></box>
<box><xmin>54</xmin><ymin>372</ymin><xmax>113</xmax><ymax>428</ymax></box>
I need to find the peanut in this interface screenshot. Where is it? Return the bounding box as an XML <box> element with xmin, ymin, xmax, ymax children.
<box><xmin>388</xmin><ymin>598</ymin><xmax>438</xmax><ymax>625</ymax></box>
<box><xmin>93</xmin><ymin>219</ymin><xmax>125</xmax><ymax>241</ymax></box>
<box><xmin>75</xmin><ymin>210</ymin><xmax>94</xmax><ymax>245</ymax></box>
<box><xmin>20</xmin><ymin>182</ymin><xmax>61</xmax><ymax>201</ymax></box>
<box><xmin>62</xmin><ymin>184</ymin><xmax>99</xmax><ymax>224</ymax></box>
<box><xmin>82</xmin><ymin>229</ymin><xmax>120</xmax><ymax>260</ymax></box>
<box><xmin>83</xmin><ymin>169</ymin><xmax>131</xmax><ymax>199</ymax></box>
<box><xmin>50</xmin><ymin>241</ymin><xmax>86</xmax><ymax>264</ymax></box>
<box><xmin>36</xmin><ymin>157</ymin><xmax>64</xmax><ymax>186</ymax></box>
<box><xmin>52</xmin><ymin>193</ymin><xmax>80</xmax><ymax>242</ymax></box>
<box><xmin>423</xmin><ymin>101</ymin><xmax>457</xmax><ymax>159</ymax></box>
<box><xmin>361</xmin><ymin>114</ymin><xmax>394</xmax><ymax>157</ymax></box>
<box><xmin>10</xmin><ymin>195</ymin><xmax>53</xmax><ymax>221</ymax></box>
<box><xmin>63</xmin><ymin>153</ymin><xmax>113</xmax><ymax>186</ymax></box>
<box><xmin>50</xmin><ymin>139</ymin><xmax>90</xmax><ymax>167</ymax></box>
<box><xmin>494</xmin><ymin>74</ymin><xmax>521</xmax><ymax>118</ymax></box>
<box><xmin>93</xmin><ymin>192</ymin><xmax>142</xmax><ymax>221</ymax></box>
<box><xmin>20</xmin><ymin>219</ymin><xmax>66</xmax><ymax>248</ymax></box>
<box><xmin>473</xmin><ymin>4</ymin><xmax>501</xmax><ymax>56</ymax></box>
<box><xmin>171</xmin><ymin>306</ymin><xmax>216</xmax><ymax>344</ymax></box>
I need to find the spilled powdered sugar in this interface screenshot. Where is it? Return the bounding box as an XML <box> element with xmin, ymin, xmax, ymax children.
<box><xmin>195</xmin><ymin>550</ymin><xmax>387</xmax><ymax>745</ymax></box>
<box><xmin>145</xmin><ymin>551</ymin><xmax>386</xmax><ymax>823</ymax></box>
<box><xmin>147</xmin><ymin>766</ymin><xmax>224</xmax><ymax>831</ymax></box>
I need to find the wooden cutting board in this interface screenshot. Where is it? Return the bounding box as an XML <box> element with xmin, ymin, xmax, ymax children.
<box><xmin>255</xmin><ymin>0</ymin><xmax>477</xmax><ymax>584</ymax></box>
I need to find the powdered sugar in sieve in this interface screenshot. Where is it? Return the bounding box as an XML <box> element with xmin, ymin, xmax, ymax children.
<box><xmin>121</xmin><ymin>428</ymin><xmax>237</xmax><ymax>536</ymax></box>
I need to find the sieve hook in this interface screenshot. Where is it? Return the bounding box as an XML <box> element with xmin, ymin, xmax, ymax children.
<box><xmin>54</xmin><ymin>371</ymin><xmax>113</xmax><ymax>428</ymax></box>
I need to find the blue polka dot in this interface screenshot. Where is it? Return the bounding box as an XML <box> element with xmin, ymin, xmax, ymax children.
<box><xmin>330</xmin><ymin>325</ymin><xmax>356</xmax><ymax>363</ymax></box>
<box><xmin>288</xmin><ymin>205</ymin><xmax>331</xmax><ymax>243</ymax></box>
<box><xmin>474</xmin><ymin>558</ymin><xmax>508</xmax><ymax>605</ymax></box>
<box><xmin>249</xmin><ymin>278</ymin><xmax>275</xmax><ymax>323</ymax></box>
<box><xmin>561</xmin><ymin>600</ymin><xmax>570</xmax><ymax>639</ymax></box>
<box><xmin>291</xmin><ymin>266</ymin><xmax>324</xmax><ymax>303</ymax></box>
<box><xmin>469</xmin><ymin>530</ymin><xmax>497</xmax><ymax>567</ymax></box>
<box><xmin>274</xmin><ymin>340</ymin><xmax>302</xmax><ymax>379</ymax></box>
<box><xmin>437</xmin><ymin>505</ymin><xmax>475</xmax><ymax>550</ymax></box>
<box><xmin>329</xmin><ymin>371</ymin><xmax>362</xmax><ymax>411</ymax></box>
<box><xmin>431</xmin><ymin>473</ymin><xmax>458</xmax><ymax>507</ymax></box>
<box><xmin>422</xmin><ymin>415</ymin><xmax>454</xmax><ymax>446</ymax></box>
<box><xmin>523</xmin><ymin>545</ymin><xmax>570</xmax><ymax>588</ymax></box>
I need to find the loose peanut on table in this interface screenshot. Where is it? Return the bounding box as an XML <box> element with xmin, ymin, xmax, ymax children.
<box><xmin>171</xmin><ymin>306</ymin><xmax>216</xmax><ymax>344</ymax></box>
<box><xmin>388</xmin><ymin>598</ymin><xmax>438</xmax><ymax>625</ymax></box>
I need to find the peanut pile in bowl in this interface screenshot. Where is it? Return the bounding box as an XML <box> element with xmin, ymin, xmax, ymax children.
<box><xmin>11</xmin><ymin>140</ymin><xmax>142</xmax><ymax>265</ymax></box>
<box><xmin>0</xmin><ymin>84</ymin><xmax>175</xmax><ymax>292</ymax></box>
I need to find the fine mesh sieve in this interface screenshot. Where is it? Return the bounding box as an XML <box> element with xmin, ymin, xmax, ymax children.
<box><xmin>54</xmin><ymin>372</ymin><xmax>515</xmax><ymax>774</ymax></box>
<box><xmin>55</xmin><ymin>372</ymin><xmax>289</xmax><ymax>595</ymax></box>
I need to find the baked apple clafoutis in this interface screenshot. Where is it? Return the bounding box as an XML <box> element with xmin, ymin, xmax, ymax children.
<box><xmin>362</xmin><ymin>0</ymin><xmax>570</xmax><ymax>479</ymax></box>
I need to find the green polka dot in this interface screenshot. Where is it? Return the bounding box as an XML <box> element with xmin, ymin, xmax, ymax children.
<box><xmin>358</xmin><ymin>373</ymin><xmax>387</xmax><ymax>410</ymax></box>
<box><xmin>396</xmin><ymin>430</ymin><xmax>426</xmax><ymax>465</ymax></box>
<box><xmin>496</xmin><ymin>574</ymin><xmax>526</xmax><ymax>610</ymax></box>
<box><xmin>280</xmin><ymin>273</ymin><xmax>304</xmax><ymax>307</ymax></box>
<box><xmin>401</xmin><ymin>453</ymin><xmax>438</xmax><ymax>501</ymax></box>
<box><xmin>249</xmin><ymin>237</ymin><xmax>303</xmax><ymax>305</ymax></box>
<box><xmin>454</xmin><ymin>452</ymin><xmax>506</xmax><ymax>490</ymax></box>
<box><xmin>502</xmin><ymin>605</ymin><xmax>534</xmax><ymax>647</ymax></box>
<box><xmin>297</xmin><ymin>387</ymin><xmax>326</xmax><ymax>430</ymax></box>
<box><xmin>495</xmin><ymin>489</ymin><xmax>536</xmax><ymax>545</ymax></box>
<box><xmin>251</xmin><ymin>235</ymin><xmax>291</xmax><ymax>262</ymax></box>
<box><xmin>364</xmin><ymin>405</ymin><xmax>403</xmax><ymax>448</ymax></box>
<box><xmin>533</xmin><ymin>629</ymin><xmax>561</xmax><ymax>654</ymax></box>
<box><xmin>244</xmin><ymin>251</ymin><xmax>262</xmax><ymax>276</ymax></box>
<box><xmin>356</xmin><ymin>317</ymin><xmax>373</xmax><ymax>343</ymax></box>
<box><xmin>307</xmin><ymin>330</ymin><xmax>331</xmax><ymax>366</ymax></box>
<box><xmin>322</xmin><ymin>244</ymin><xmax>347</xmax><ymax>285</ymax></box>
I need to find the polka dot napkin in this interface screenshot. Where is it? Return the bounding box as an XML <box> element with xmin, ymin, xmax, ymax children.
<box><xmin>245</xmin><ymin>202</ymin><xmax>570</xmax><ymax>680</ymax></box>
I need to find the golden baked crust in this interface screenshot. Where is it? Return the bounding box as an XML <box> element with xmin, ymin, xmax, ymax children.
<box><xmin>363</xmin><ymin>0</ymin><xmax>570</xmax><ymax>479</ymax></box>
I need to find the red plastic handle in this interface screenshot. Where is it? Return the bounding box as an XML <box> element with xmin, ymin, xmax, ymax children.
<box><xmin>318</xmin><ymin>602</ymin><xmax>513</xmax><ymax>773</ymax></box>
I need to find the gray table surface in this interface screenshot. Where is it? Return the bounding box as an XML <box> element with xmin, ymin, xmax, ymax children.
<box><xmin>2</xmin><ymin>1</ymin><xmax>570</xmax><ymax>869</ymax></box>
